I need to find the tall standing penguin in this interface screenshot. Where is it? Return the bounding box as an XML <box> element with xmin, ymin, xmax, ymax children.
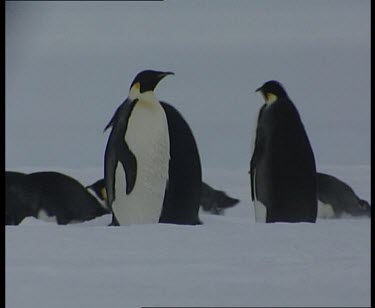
<box><xmin>104</xmin><ymin>70</ymin><xmax>202</xmax><ymax>225</ymax></box>
<box><xmin>250</xmin><ymin>80</ymin><xmax>317</xmax><ymax>223</ymax></box>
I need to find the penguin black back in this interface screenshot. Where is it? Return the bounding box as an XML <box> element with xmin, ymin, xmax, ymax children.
<box><xmin>26</xmin><ymin>172</ymin><xmax>109</xmax><ymax>224</ymax></box>
<box><xmin>159</xmin><ymin>102</ymin><xmax>202</xmax><ymax>225</ymax></box>
<box><xmin>6</xmin><ymin>171</ymin><xmax>109</xmax><ymax>225</ymax></box>
<box><xmin>317</xmin><ymin>172</ymin><xmax>371</xmax><ymax>218</ymax></box>
<box><xmin>6</xmin><ymin>171</ymin><xmax>35</xmax><ymax>225</ymax></box>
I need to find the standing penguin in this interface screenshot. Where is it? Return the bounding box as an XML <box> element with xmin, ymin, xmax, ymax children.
<box><xmin>104</xmin><ymin>70</ymin><xmax>202</xmax><ymax>225</ymax></box>
<box><xmin>250</xmin><ymin>80</ymin><xmax>317</xmax><ymax>223</ymax></box>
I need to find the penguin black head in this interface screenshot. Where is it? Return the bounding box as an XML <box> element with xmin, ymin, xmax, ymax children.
<box><xmin>357</xmin><ymin>199</ymin><xmax>371</xmax><ymax>217</ymax></box>
<box><xmin>255</xmin><ymin>80</ymin><xmax>288</xmax><ymax>104</ymax></box>
<box><xmin>129</xmin><ymin>70</ymin><xmax>174</xmax><ymax>94</ymax></box>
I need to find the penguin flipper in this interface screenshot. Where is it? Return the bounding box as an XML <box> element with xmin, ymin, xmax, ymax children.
<box><xmin>104</xmin><ymin>99</ymin><xmax>137</xmax><ymax>208</ymax></box>
<box><xmin>250</xmin><ymin>152</ymin><xmax>260</xmax><ymax>201</ymax></box>
<box><xmin>104</xmin><ymin>102</ymin><xmax>124</xmax><ymax>132</ymax></box>
<box><xmin>250</xmin><ymin>104</ymin><xmax>267</xmax><ymax>201</ymax></box>
<box><xmin>118</xmin><ymin>141</ymin><xmax>137</xmax><ymax>195</ymax></box>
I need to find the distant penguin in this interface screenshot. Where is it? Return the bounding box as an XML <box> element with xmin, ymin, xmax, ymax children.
<box><xmin>200</xmin><ymin>182</ymin><xmax>239</xmax><ymax>215</ymax></box>
<box><xmin>90</xmin><ymin>178</ymin><xmax>238</xmax><ymax>218</ymax></box>
<box><xmin>104</xmin><ymin>70</ymin><xmax>202</xmax><ymax>225</ymax></box>
<box><xmin>250</xmin><ymin>80</ymin><xmax>317</xmax><ymax>223</ymax></box>
<box><xmin>5</xmin><ymin>171</ymin><xmax>110</xmax><ymax>225</ymax></box>
<box><xmin>316</xmin><ymin>172</ymin><xmax>371</xmax><ymax>218</ymax></box>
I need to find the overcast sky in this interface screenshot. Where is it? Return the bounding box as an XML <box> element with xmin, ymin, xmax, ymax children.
<box><xmin>6</xmin><ymin>1</ymin><xmax>370</xmax><ymax>172</ymax></box>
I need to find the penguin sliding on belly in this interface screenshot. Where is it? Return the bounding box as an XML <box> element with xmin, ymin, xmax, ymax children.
<box><xmin>104</xmin><ymin>70</ymin><xmax>202</xmax><ymax>226</ymax></box>
<box><xmin>250</xmin><ymin>80</ymin><xmax>317</xmax><ymax>223</ymax></box>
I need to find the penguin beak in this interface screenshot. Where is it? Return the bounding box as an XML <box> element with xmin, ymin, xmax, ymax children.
<box><xmin>159</xmin><ymin>72</ymin><xmax>174</xmax><ymax>78</ymax></box>
<box><xmin>255</xmin><ymin>86</ymin><xmax>262</xmax><ymax>93</ymax></box>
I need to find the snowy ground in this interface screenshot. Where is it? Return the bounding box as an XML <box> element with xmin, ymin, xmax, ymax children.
<box><xmin>5</xmin><ymin>165</ymin><xmax>371</xmax><ymax>307</ymax></box>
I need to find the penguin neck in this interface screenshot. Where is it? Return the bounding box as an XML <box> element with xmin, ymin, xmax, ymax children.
<box><xmin>265</xmin><ymin>93</ymin><xmax>278</xmax><ymax>105</ymax></box>
<box><xmin>128</xmin><ymin>86</ymin><xmax>158</xmax><ymax>104</ymax></box>
<box><xmin>87</xmin><ymin>188</ymin><xmax>109</xmax><ymax>211</ymax></box>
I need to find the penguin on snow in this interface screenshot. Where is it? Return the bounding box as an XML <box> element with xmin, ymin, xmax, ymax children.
<box><xmin>316</xmin><ymin>172</ymin><xmax>371</xmax><ymax>219</ymax></box>
<box><xmin>250</xmin><ymin>80</ymin><xmax>317</xmax><ymax>223</ymax></box>
<box><xmin>104</xmin><ymin>70</ymin><xmax>202</xmax><ymax>226</ymax></box>
<box><xmin>5</xmin><ymin>171</ymin><xmax>110</xmax><ymax>225</ymax></box>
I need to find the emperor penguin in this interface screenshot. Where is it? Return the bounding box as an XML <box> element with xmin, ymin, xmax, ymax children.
<box><xmin>316</xmin><ymin>172</ymin><xmax>371</xmax><ymax>219</ymax></box>
<box><xmin>104</xmin><ymin>70</ymin><xmax>202</xmax><ymax>225</ymax></box>
<box><xmin>200</xmin><ymin>182</ymin><xmax>240</xmax><ymax>215</ymax></box>
<box><xmin>5</xmin><ymin>171</ymin><xmax>109</xmax><ymax>225</ymax></box>
<box><xmin>250</xmin><ymin>80</ymin><xmax>317</xmax><ymax>223</ymax></box>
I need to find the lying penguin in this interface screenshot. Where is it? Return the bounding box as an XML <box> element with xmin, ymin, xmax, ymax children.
<box><xmin>316</xmin><ymin>172</ymin><xmax>371</xmax><ymax>219</ymax></box>
<box><xmin>89</xmin><ymin>178</ymin><xmax>240</xmax><ymax>217</ymax></box>
<box><xmin>6</xmin><ymin>170</ymin><xmax>239</xmax><ymax>225</ymax></box>
<box><xmin>5</xmin><ymin>171</ymin><xmax>109</xmax><ymax>225</ymax></box>
<box><xmin>200</xmin><ymin>182</ymin><xmax>239</xmax><ymax>215</ymax></box>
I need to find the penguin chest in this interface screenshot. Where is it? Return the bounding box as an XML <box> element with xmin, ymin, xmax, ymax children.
<box><xmin>117</xmin><ymin>99</ymin><xmax>170</xmax><ymax>224</ymax></box>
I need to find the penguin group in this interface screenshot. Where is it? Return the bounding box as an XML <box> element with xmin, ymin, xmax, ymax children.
<box><xmin>5</xmin><ymin>171</ymin><xmax>239</xmax><ymax>225</ymax></box>
<box><xmin>5</xmin><ymin>70</ymin><xmax>370</xmax><ymax>225</ymax></box>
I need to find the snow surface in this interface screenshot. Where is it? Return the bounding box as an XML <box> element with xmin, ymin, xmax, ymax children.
<box><xmin>5</xmin><ymin>166</ymin><xmax>371</xmax><ymax>308</ymax></box>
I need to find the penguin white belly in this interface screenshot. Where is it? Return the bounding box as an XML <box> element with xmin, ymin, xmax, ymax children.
<box><xmin>37</xmin><ymin>209</ymin><xmax>58</xmax><ymax>224</ymax></box>
<box><xmin>254</xmin><ymin>199</ymin><xmax>267</xmax><ymax>222</ymax></box>
<box><xmin>113</xmin><ymin>99</ymin><xmax>170</xmax><ymax>225</ymax></box>
<box><xmin>317</xmin><ymin>200</ymin><xmax>336</xmax><ymax>219</ymax></box>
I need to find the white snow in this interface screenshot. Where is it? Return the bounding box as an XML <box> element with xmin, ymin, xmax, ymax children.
<box><xmin>5</xmin><ymin>165</ymin><xmax>371</xmax><ymax>308</ymax></box>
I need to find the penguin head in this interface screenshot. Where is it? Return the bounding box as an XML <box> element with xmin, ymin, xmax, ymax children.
<box><xmin>86</xmin><ymin>179</ymin><xmax>109</xmax><ymax>211</ymax></box>
<box><xmin>129</xmin><ymin>70</ymin><xmax>174</xmax><ymax>98</ymax></box>
<box><xmin>357</xmin><ymin>199</ymin><xmax>371</xmax><ymax>217</ymax></box>
<box><xmin>256</xmin><ymin>80</ymin><xmax>288</xmax><ymax>104</ymax></box>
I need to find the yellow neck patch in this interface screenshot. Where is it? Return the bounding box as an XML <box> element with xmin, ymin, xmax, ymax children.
<box><xmin>129</xmin><ymin>82</ymin><xmax>141</xmax><ymax>100</ymax></box>
<box><xmin>101</xmin><ymin>187</ymin><xmax>107</xmax><ymax>201</ymax></box>
<box><xmin>132</xmin><ymin>82</ymin><xmax>140</xmax><ymax>91</ymax></box>
<box><xmin>265</xmin><ymin>93</ymin><xmax>278</xmax><ymax>104</ymax></box>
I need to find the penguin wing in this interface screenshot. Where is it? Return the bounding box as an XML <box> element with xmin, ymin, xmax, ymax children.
<box><xmin>118</xmin><ymin>140</ymin><xmax>137</xmax><ymax>195</ymax></box>
<box><xmin>103</xmin><ymin>100</ymin><xmax>126</xmax><ymax>132</ymax></box>
<box><xmin>250</xmin><ymin>105</ymin><xmax>267</xmax><ymax>201</ymax></box>
<box><xmin>104</xmin><ymin>99</ymin><xmax>138</xmax><ymax>209</ymax></box>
